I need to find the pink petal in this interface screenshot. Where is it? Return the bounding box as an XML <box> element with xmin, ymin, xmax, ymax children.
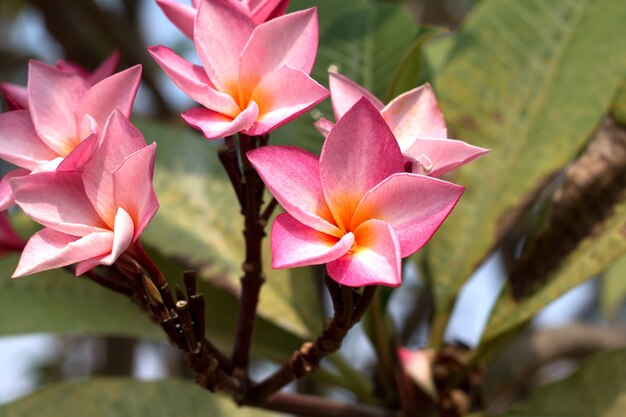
<box><xmin>271</xmin><ymin>213</ymin><xmax>353</xmax><ymax>268</ymax></box>
<box><xmin>403</xmin><ymin>138</ymin><xmax>489</xmax><ymax>177</ymax></box>
<box><xmin>246</xmin><ymin>66</ymin><xmax>329</xmax><ymax>135</ymax></box>
<box><xmin>328</xmin><ymin>72</ymin><xmax>384</xmax><ymax>119</ymax></box>
<box><xmin>382</xmin><ymin>83</ymin><xmax>448</xmax><ymax>150</ymax></box>
<box><xmin>56</xmin><ymin>134</ymin><xmax>99</xmax><ymax>172</ymax></box>
<box><xmin>11</xmin><ymin>170</ymin><xmax>108</xmax><ymax>236</ymax></box>
<box><xmin>76</xmin><ymin>65</ymin><xmax>142</xmax><ymax>133</ymax></box>
<box><xmin>75</xmin><ymin>256</ymin><xmax>107</xmax><ymax>276</ymax></box>
<box><xmin>224</xmin><ymin>0</ymin><xmax>250</xmax><ymax>16</ymax></box>
<box><xmin>352</xmin><ymin>173</ymin><xmax>464</xmax><ymax>257</ymax></box>
<box><xmin>327</xmin><ymin>219</ymin><xmax>401</xmax><ymax>287</ymax></box>
<box><xmin>82</xmin><ymin>110</ymin><xmax>147</xmax><ymax>227</ymax></box>
<box><xmin>247</xmin><ymin>146</ymin><xmax>341</xmax><ymax>236</ymax></box>
<box><xmin>320</xmin><ymin>98</ymin><xmax>404</xmax><ymax>231</ymax></box>
<box><xmin>95</xmin><ymin>207</ymin><xmax>136</xmax><ymax>266</ymax></box>
<box><xmin>194</xmin><ymin>0</ymin><xmax>255</xmax><ymax>90</ymax></box>
<box><xmin>12</xmin><ymin>228</ymin><xmax>114</xmax><ymax>277</ymax></box>
<box><xmin>87</xmin><ymin>50</ymin><xmax>121</xmax><ymax>85</ymax></box>
<box><xmin>112</xmin><ymin>144</ymin><xmax>159</xmax><ymax>237</ymax></box>
<box><xmin>1</xmin><ymin>82</ymin><xmax>28</xmax><ymax>110</ymax></box>
<box><xmin>249</xmin><ymin>0</ymin><xmax>290</xmax><ymax>24</ymax></box>
<box><xmin>0</xmin><ymin>169</ymin><xmax>30</xmax><ymax>211</ymax></box>
<box><xmin>182</xmin><ymin>102</ymin><xmax>259</xmax><ymax>140</ymax></box>
<box><xmin>156</xmin><ymin>0</ymin><xmax>196</xmax><ymax>38</ymax></box>
<box><xmin>55</xmin><ymin>60</ymin><xmax>90</xmax><ymax>79</ymax></box>
<box><xmin>28</xmin><ymin>61</ymin><xmax>89</xmax><ymax>156</ymax></box>
<box><xmin>148</xmin><ymin>45</ymin><xmax>239</xmax><ymax>116</ymax></box>
<box><xmin>313</xmin><ymin>117</ymin><xmax>334</xmax><ymax>137</ymax></box>
<box><xmin>0</xmin><ymin>110</ymin><xmax>59</xmax><ymax>170</ymax></box>
<box><xmin>240</xmin><ymin>8</ymin><xmax>318</xmax><ymax>86</ymax></box>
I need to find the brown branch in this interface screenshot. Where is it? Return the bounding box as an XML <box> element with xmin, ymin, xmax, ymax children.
<box><xmin>129</xmin><ymin>240</ymin><xmax>176</xmax><ymax>308</ymax></box>
<box><xmin>509</xmin><ymin>117</ymin><xmax>626</xmax><ymax>299</ymax></box>
<box><xmin>261</xmin><ymin>197</ymin><xmax>279</xmax><ymax>222</ymax></box>
<box><xmin>352</xmin><ymin>286</ymin><xmax>378</xmax><ymax>325</ymax></box>
<box><xmin>131</xmin><ymin>256</ymin><xmax>236</xmax><ymax>391</ymax></box>
<box><xmin>247</xmin><ymin>277</ymin><xmax>375</xmax><ymax>402</ymax></box>
<box><xmin>75</xmin><ymin>242</ymin><xmax>387</xmax><ymax>414</ymax></box>
<box><xmin>217</xmin><ymin>136</ymin><xmax>245</xmax><ymax>207</ymax></box>
<box><xmin>232</xmin><ymin>133</ymin><xmax>268</xmax><ymax>372</ymax></box>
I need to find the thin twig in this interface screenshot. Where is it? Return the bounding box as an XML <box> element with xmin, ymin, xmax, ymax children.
<box><xmin>261</xmin><ymin>197</ymin><xmax>279</xmax><ymax>222</ymax></box>
<box><xmin>352</xmin><ymin>286</ymin><xmax>378</xmax><ymax>324</ymax></box>
<box><xmin>247</xmin><ymin>276</ymin><xmax>376</xmax><ymax>402</ymax></box>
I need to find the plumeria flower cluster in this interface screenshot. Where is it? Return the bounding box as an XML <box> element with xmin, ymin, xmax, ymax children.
<box><xmin>0</xmin><ymin>1</ymin><xmax>492</xmax><ymax>413</ymax></box>
<box><xmin>0</xmin><ymin>0</ymin><xmax>486</xmax><ymax>290</ymax></box>
<box><xmin>0</xmin><ymin>56</ymin><xmax>158</xmax><ymax>277</ymax></box>
<box><xmin>149</xmin><ymin>0</ymin><xmax>327</xmax><ymax>139</ymax></box>
<box><xmin>0</xmin><ymin>60</ymin><xmax>141</xmax><ymax>210</ymax></box>
<box><xmin>151</xmin><ymin>0</ymin><xmax>486</xmax><ymax>287</ymax></box>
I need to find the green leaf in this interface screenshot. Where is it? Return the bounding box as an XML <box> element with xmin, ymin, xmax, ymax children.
<box><xmin>423</xmin><ymin>0</ymin><xmax>626</xmax><ymax>343</ymax></box>
<box><xmin>315</xmin><ymin>3</ymin><xmax>418</xmax><ymax>100</ymax></box>
<box><xmin>422</xmin><ymin>33</ymin><xmax>456</xmax><ymax>77</ymax></box>
<box><xmin>482</xmin><ymin>196</ymin><xmax>626</xmax><ymax>343</ymax></box>
<box><xmin>386</xmin><ymin>27</ymin><xmax>447</xmax><ymax>101</ymax></box>
<box><xmin>0</xmin><ymin>378</ymin><xmax>276</xmax><ymax>417</ymax></box>
<box><xmin>0</xmin><ymin>254</ymin><xmax>161</xmax><ymax>339</ymax></box>
<box><xmin>500</xmin><ymin>349</ymin><xmax>626</xmax><ymax>417</ymax></box>
<box><xmin>601</xmin><ymin>255</ymin><xmax>626</xmax><ymax>318</ymax></box>
<box><xmin>611</xmin><ymin>80</ymin><xmax>626</xmax><ymax>126</ymax></box>
<box><xmin>288</xmin><ymin>0</ymin><xmax>369</xmax><ymax>33</ymax></box>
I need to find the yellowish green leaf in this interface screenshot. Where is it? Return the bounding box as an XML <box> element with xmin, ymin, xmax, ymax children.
<box><xmin>500</xmin><ymin>349</ymin><xmax>626</xmax><ymax>417</ymax></box>
<box><xmin>423</xmin><ymin>0</ymin><xmax>626</xmax><ymax>344</ymax></box>
<box><xmin>0</xmin><ymin>378</ymin><xmax>276</xmax><ymax>417</ymax></box>
<box><xmin>0</xmin><ymin>254</ymin><xmax>161</xmax><ymax>339</ymax></box>
<box><xmin>601</xmin><ymin>254</ymin><xmax>626</xmax><ymax>318</ymax></box>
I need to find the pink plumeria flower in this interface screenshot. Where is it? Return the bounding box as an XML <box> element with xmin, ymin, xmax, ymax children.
<box><xmin>248</xmin><ymin>99</ymin><xmax>464</xmax><ymax>287</ymax></box>
<box><xmin>149</xmin><ymin>0</ymin><xmax>327</xmax><ymax>140</ymax></box>
<box><xmin>1</xmin><ymin>51</ymin><xmax>120</xmax><ymax>111</ymax></box>
<box><xmin>0</xmin><ymin>212</ymin><xmax>24</xmax><ymax>257</ymax></box>
<box><xmin>10</xmin><ymin>110</ymin><xmax>158</xmax><ymax>277</ymax></box>
<box><xmin>156</xmin><ymin>0</ymin><xmax>290</xmax><ymax>38</ymax></box>
<box><xmin>0</xmin><ymin>61</ymin><xmax>141</xmax><ymax>210</ymax></box>
<box><xmin>315</xmin><ymin>72</ymin><xmax>488</xmax><ymax>177</ymax></box>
